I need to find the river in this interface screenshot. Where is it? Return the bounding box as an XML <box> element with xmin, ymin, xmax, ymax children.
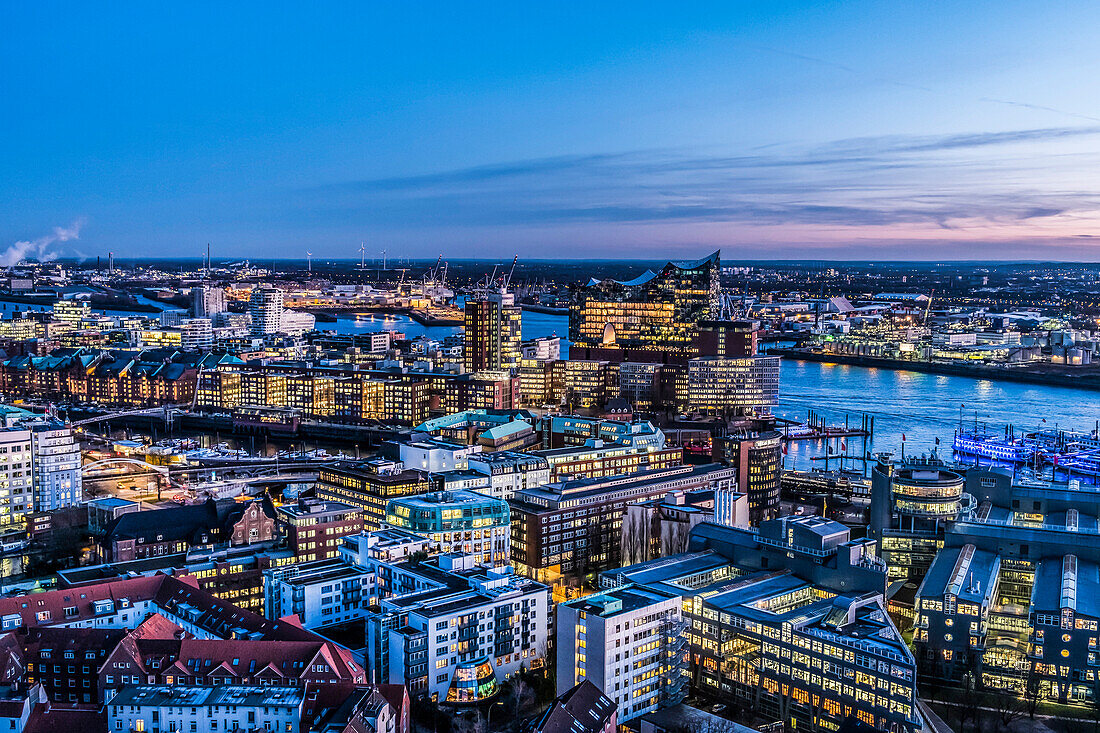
<box><xmin>319</xmin><ymin>312</ymin><xmax>1099</xmax><ymax>465</ymax></box>
<box><xmin>776</xmin><ymin>358</ymin><xmax>1099</xmax><ymax>471</ymax></box>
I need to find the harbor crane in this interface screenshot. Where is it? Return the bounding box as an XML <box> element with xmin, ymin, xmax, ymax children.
<box><xmin>503</xmin><ymin>255</ymin><xmax>518</xmax><ymax>289</ymax></box>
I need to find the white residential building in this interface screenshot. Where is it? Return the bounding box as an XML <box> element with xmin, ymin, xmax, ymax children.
<box><xmin>0</xmin><ymin>412</ymin><xmax>81</xmax><ymax>524</ymax></box>
<box><xmin>108</xmin><ymin>686</ymin><xmax>305</xmax><ymax>733</ymax></box>
<box><xmin>463</xmin><ymin>451</ymin><xmax>549</xmax><ymax>501</ymax></box>
<box><xmin>249</xmin><ymin>287</ymin><xmax>285</xmax><ymax>336</ymax></box>
<box><xmin>264</xmin><ymin>559</ymin><xmax>374</xmax><ymax>628</ymax></box>
<box><xmin>556</xmin><ymin>585</ymin><xmax>687</xmax><ymax>723</ymax></box>
<box><xmin>366</xmin><ymin>553</ymin><xmax>550</xmax><ymax>703</ymax></box>
<box><xmin>396</xmin><ymin>439</ymin><xmax>481</xmax><ymax>473</ymax></box>
<box><xmin>28</xmin><ymin>418</ymin><xmax>81</xmax><ymax>512</ymax></box>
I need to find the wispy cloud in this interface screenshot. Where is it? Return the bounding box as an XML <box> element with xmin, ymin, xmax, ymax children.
<box><xmin>295</xmin><ymin>126</ymin><xmax>1100</xmax><ymax>249</ymax></box>
<box><xmin>746</xmin><ymin>43</ymin><xmax>1100</xmax><ymax>124</ymax></box>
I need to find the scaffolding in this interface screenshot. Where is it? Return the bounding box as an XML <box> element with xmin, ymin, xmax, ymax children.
<box><xmin>659</xmin><ymin>612</ymin><xmax>690</xmax><ymax>707</ymax></box>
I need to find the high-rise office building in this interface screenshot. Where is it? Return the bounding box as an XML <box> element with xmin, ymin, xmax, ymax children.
<box><xmin>715</xmin><ymin>430</ymin><xmax>783</xmax><ymax>523</ymax></box>
<box><xmin>464</xmin><ymin>289</ymin><xmax>522</xmax><ymax>373</ymax></box>
<box><xmin>191</xmin><ymin>284</ymin><xmax>227</xmax><ymax>318</ymax></box>
<box><xmin>682</xmin><ymin>355</ymin><xmax>780</xmax><ymax>417</ymax></box>
<box><xmin>249</xmin><ymin>286</ymin><xmax>285</xmax><ymax>336</ymax></box>
<box><xmin>569</xmin><ymin>252</ymin><xmax>720</xmax><ymax>362</ymax></box>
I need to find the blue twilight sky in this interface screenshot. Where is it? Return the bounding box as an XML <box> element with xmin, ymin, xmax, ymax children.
<box><xmin>3</xmin><ymin>2</ymin><xmax>1100</xmax><ymax>262</ymax></box>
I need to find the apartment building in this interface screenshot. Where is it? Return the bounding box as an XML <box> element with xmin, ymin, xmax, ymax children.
<box><xmin>556</xmin><ymin>585</ymin><xmax>687</xmax><ymax>722</ymax></box>
<box><xmin>365</xmin><ymin>553</ymin><xmax>550</xmax><ymax>704</ymax></box>
<box><xmin>0</xmin><ymin>410</ymin><xmax>81</xmax><ymax>527</ymax></box>
<box><xmin>108</xmin><ymin>686</ymin><xmax>305</xmax><ymax>733</ymax></box>
<box><xmin>277</xmin><ymin>499</ymin><xmax>363</xmax><ymax>562</ymax></box>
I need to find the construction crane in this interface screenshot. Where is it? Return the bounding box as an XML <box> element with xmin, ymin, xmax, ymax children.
<box><xmin>427</xmin><ymin>254</ymin><xmax>443</xmax><ymax>282</ymax></box>
<box><xmin>922</xmin><ymin>288</ymin><xmax>935</xmax><ymax>324</ymax></box>
<box><xmin>483</xmin><ymin>264</ymin><xmax>499</xmax><ymax>290</ymax></box>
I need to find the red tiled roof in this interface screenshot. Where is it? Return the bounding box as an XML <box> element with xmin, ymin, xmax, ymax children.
<box><xmin>130</xmin><ymin>613</ymin><xmax>186</xmax><ymax>640</ymax></box>
<box><xmin>107</xmin><ymin>638</ymin><xmax>365</xmax><ymax>682</ymax></box>
<box><xmin>0</xmin><ymin>574</ymin><xmax>317</xmax><ymax>643</ymax></box>
<box><xmin>0</xmin><ymin>574</ymin><xmax>164</xmax><ymax>628</ymax></box>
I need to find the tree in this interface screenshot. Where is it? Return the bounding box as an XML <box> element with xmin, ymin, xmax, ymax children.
<box><xmin>989</xmin><ymin>684</ymin><xmax>1026</xmax><ymax>729</ymax></box>
<box><xmin>502</xmin><ymin>677</ymin><xmax>535</xmax><ymax>732</ymax></box>
<box><xmin>1023</xmin><ymin>665</ymin><xmax>1043</xmax><ymax>720</ymax></box>
<box><xmin>411</xmin><ymin>696</ymin><xmax>452</xmax><ymax>733</ymax></box>
<box><xmin>452</xmin><ymin>710</ymin><xmax>487</xmax><ymax>733</ymax></box>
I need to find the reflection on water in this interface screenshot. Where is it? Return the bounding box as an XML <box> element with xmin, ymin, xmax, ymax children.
<box><xmin>778</xmin><ymin>358</ymin><xmax>1100</xmax><ymax>470</ymax></box>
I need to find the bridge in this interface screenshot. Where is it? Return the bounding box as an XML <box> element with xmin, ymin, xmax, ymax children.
<box><xmin>71</xmin><ymin>406</ymin><xmax>180</xmax><ymax>427</ymax></box>
<box><xmin>82</xmin><ymin>457</ymin><xmax>170</xmax><ymax>476</ymax></box>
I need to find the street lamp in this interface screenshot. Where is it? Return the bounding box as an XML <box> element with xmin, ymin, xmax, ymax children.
<box><xmin>487</xmin><ymin>700</ymin><xmax>506</xmax><ymax>731</ymax></box>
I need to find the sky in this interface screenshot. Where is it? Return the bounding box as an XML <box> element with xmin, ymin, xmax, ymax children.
<box><xmin>2</xmin><ymin>2</ymin><xmax>1100</xmax><ymax>262</ymax></box>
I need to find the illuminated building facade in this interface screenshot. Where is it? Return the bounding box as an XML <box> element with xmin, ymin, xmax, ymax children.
<box><xmin>364</xmin><ymin>552</ymin><xmax>550</xmax><ymax>704</ymax></box>
<box><xmin>464</xmin><ymin>289</ymin><xmax>522</xmax><ymax>374</ymax></box>
<box><xmin>249</xmin><ymin>286</ymin><xmax>285</xmax><ymax>336</ymax></box>
<box><xmin>569</xmin><ymin>252</ymin><xmax>720</xmax><ymax>362</ymax></box>
<box><xmin>385</xmin><ymin>490</ymin><xmax>510</xmax><ymax>564</ymax></box>
<box><xmin>316</xmin><ymin>461</ymin><xmax>442</xmax><ymax>531</ymax></box>
<box><xmin>277</xmin><ymin>499</ymin><xmax>364</xmax><ymax>562</ymax></box>
<box><xmin>196</xmin><ymin>369</ymin><xmax>432</xmax><ymax>426</ymax></box>
<box><xmin>556</xmin><ymin>585</ymin><xmax>687</xmax><ymax>722</ymax></box>
<box><xmin>715</xmin><ymin>430</ymin><xmax>782</xmax><ymax>523</ymax></box>
<box><xmin>682</xmin><ymin>356</ymin><xmax>780</xmax><ymax>417</ymax></box>
<box><xmin>508</xmin><ymin>464</ymin><xmax>737</xmax><ymax>592</ymax></box>
<box><xmin>604</xmin><ymin>517</ymin><xmax>922</xmax><ymax>733</ymax></box>
<box><xmin>869</xmin><ymin>459</ymin><xmax>968</xmax><ymax>585</ymax></box>
<box><xmin>913</xmin><ymin>467</ymin><xmax>1100</xmax><ymax>703</ymax></box>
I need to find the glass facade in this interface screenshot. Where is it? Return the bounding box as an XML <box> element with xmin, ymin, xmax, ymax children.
<box><xmin>569</xmin><ymin>252</ymin><xmax>720</xmax><ymax>354</ymax></box>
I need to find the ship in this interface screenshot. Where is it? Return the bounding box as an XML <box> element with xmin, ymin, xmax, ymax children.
<box><xmin>952</xmin><ymin>431</ymin><xmax>1032</xmax><ymax>464</ymax></box>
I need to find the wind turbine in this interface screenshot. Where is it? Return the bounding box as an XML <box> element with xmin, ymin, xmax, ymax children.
<box><xmin>358</xmin><ymin>242</ymin><xmax>367</xmax><ymax>270</ymax></box>
<box><xmin>380</xmin><ymin>249</ymin><xmax>388</xmax><ymax>271</ymax></box>
<box><xmin>306</xmin><ymin>251</ymin><xmax>313</xmax><ymax>274</ymax></box>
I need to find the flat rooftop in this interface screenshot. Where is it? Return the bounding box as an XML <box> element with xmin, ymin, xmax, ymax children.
<box><xmin>108</xmin><ymin>685</ymin><xmax>304</xmax><ymax>709</ymax></box>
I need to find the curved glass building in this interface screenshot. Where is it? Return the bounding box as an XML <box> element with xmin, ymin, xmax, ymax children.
<box><xmin>385</xmin><ymin>490</ymin><xmax>511</xmax><ymax>565</ymax></box>
<box><xmin>569</xmin><ymin>252</ymin><xmax>720</xmax><ymax>360</ymax></box>
<box><xmin>445</xmin><ymin>656</ymin><xmax>501</xmax><ymax>704</ymax></box>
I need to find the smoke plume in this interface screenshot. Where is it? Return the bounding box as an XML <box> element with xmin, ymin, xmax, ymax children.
<box><xmin>0</xmin><ymin>219</ymin><xmax>85</xmax><ymax>267</ymax></box>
